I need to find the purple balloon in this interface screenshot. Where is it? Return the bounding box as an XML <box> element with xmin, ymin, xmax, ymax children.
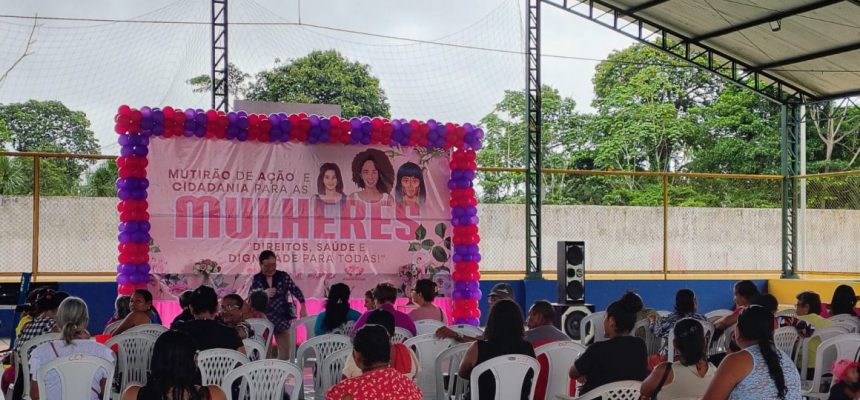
<box><xmin>468</xmin><ymin>289</ymin><xmax>482</xmax><ymax>300</ymax></box>
<box><xmin>452</xmin><ymin>291</ymin><xmax>465</xmax><ymax>300</ymax></box>
<box><xmin>452</xmin><ymin>254</ymin><xmax>463</xmax><ymax>262</ymax></box>
<box><xmin>130</xmin><ymin>273</ymin><xmax>148</xmax><ymax>284</ymax></box>
<box><xmin>139</xmin><ymin>221</ymin><xmax>151</xmax><ymax>232</ymax></box>
<box><xmin>227</xmin><ymin>112</ymin><xmax>238</xmax><ymax>123</ymax></box>
<box><xmin>133</xmin><ymin>146</ymin><xmax>149</xmax><ymax>157</ymax></box>
<box><xmin>120</xmin><ymin>146</ymin><xmax>134</xmax><ymax>157</ymax></box>
<box><xmin>117</xmin><ymin>274</ymin><xmax>131</xmax><ymax>285</ymax></box>
<box><xmin>454</xmin><ymin>281</ymin><xmax>467</xmax><ymax>291</ymax></box>
<box><xmin>131</xmin><ymin>232</ymin><xmax>150</xmax><ymax>243</ymax></box>
<box><xmin>184</xmin><ymin>109</ymin><xmax>196</xmax><ymax>120</ymax></box>
<box><xmin>130</xmin><ymin>189</ymin><xmax>146</xmax><ymax>200</ymax></box>
<box><xmin>120</xmin><ymin>264</ymin><xmax>136</xmax><ymax>275</ymax></box>
<box><xmin>309</xmin><ymin>115</ymin><xmax>320</xmax><ymax>126</ymax></box>
<box><xmin>117</xmin><ymin>189</ymin><xmax>131</xmax><ymax>201</ymax></box>
<box><xmin>118</xmin><ymin>232</ymin><xmax>131</xmax><ymax>243</ymax></box>
<box><xmin>137</xmin><ymin>263</ymin><xmax>151</xmax><ymax>274</ymax></box>
<box><xmin>464</xmin><ymin>317</ymin><xmax>481</xmax><ymax>326</ymax></box>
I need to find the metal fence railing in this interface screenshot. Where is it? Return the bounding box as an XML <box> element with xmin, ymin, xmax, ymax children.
<box><xmin>2</xmin><ymin>151</ymin><xmax>859</xmax><ymax>279</ymax></box>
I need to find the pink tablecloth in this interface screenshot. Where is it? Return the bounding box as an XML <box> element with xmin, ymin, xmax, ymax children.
<box><xmin>154</xmin><ymin>297</ymin><xmax>453</xmax><ymax>341</ymax></box>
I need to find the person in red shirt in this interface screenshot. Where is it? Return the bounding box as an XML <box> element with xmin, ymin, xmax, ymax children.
<box><xmin>326</xmin><ymin>324</ymin><xmax>422</xmax><ymax>400</ymax></box>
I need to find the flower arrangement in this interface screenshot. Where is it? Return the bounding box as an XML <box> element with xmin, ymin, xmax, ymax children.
<box><xmin>193</xmin><ymin>259</ymin><xmax>221</xmax><ymax>274</ymax></box>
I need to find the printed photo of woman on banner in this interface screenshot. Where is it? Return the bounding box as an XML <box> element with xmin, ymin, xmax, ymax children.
<box><xmin>349</xmin><ymin>148</ymin><xmax>395</xmax><ymax>203</ymax></box>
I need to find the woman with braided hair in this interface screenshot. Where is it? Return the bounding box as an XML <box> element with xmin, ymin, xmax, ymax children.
<box><xmin>702</xmin><ymin>305</ymin><xmax>801</xmax><ymax>400</ymax></box>
<box><xmin>29</xmin><ymin>296</ymin><xmax>114</xmax><ymax>400</ymax></box>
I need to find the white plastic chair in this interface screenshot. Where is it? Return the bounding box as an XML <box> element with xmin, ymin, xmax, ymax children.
<box><xmin>434</xmin><ymin>342</ymin><xmax>471</xmax><ymax>400</ymax></box>
<box><xmin>125</xmin><ymin>323</ymin><xmax>167</xmax><ymax>337</ymax></box>
<box><xmin>579</xmin><ymin>311</ymin><xmax>606</xmax><ymax>344</ymax></box>
<box><xmin>773</xmin><ymin>326</ymin><xmax>800</xmax><ymax>359</ymax></box>
<box><xmin>704</xmin><ymin>309</ymin><xmax>732</xmax><ymax>321</ymax></box>
<box><xmin>197</xmin><ymin>348</ymin><xmax>250</xmax><ymax>387</ymax></box>
<box><xmin>469</xmin><ymin>354</ymin><xmax>540</xmax><ymax>400</ymax></box>
<box><xmin>668</xmin><ymin>319</ymin><xmax>714</xmax><ymax>362</ymax></box>
<box><xmin>450</xmin><ymin>324</ymin><xmax>484</xmax><ymax>338</ymax></box>
<box><xmin>243</xmin><ymin>338</ymin><xmax>266</xmax><ymax>361</ymax></box>
<box><xmin>831</xmin><ymin>320</ymin><xmax>859</xmax><ymax>334</ymax></box>
<box><xmin>404</xmin><ymin>334</ymin><xmax>452</xmax><ymax>398</ymax></box>
<box><xmin>558</xmin><ymin>380</ymin><xmax>642</xmax><ymax>400</ymax></box>
<box><xmin>103</xmin><ymin>321</ymin><xmax>121</xmax><ymax>335</ymax></box>
<box><xmin>802</xmin><ymin>334</ymin><xmax>860</xmax><ymax>399</ymax></box>
<box><xmin>416</xmin><ymin>319</ymin><xmax>446</xmax><ymax>336</ymax></box>
<box><xmin>36</xmin><ymin>353</ymin><xmax>115</xmax><ymax>400</ymax></box>
<box><xmin>776</xmin><ymin>308</ymin><xmax>797</xmax><ymax>318</ymax></box>
<box><xmin>319</xmin><ymin>347</ymin><xmax>351</xmax><ymax>393</ymax></box>
<box><xmin>105</xmin><ymin>332</ymin><xmax>157</xmax><ymax>399</ymax></box>
<box><xmin>392</xmin><ymin>327</ymin><xmax>414</xmax><ymax>344</ymax></box>
<box><xmin>709</xmin><ymin>323</ymin><xmax>736</xmax><ymax>356</ymax></box>
<box><xmin>828</xmin><ymin>314</ymin><xmax>859</xmax><ymax>323</ymax></box>
<box><xmin>534</xmin><ymin>341</ymin><xmax>585</xmax><ymax>400</ymax></box>
<box><xmin>220</xmin><ymin>359</ymin><xmax>303</xmax><ymax>400</ymax></box>
<box><xmin>17</xmin><ymin>333</ymin><xmax>61</xmax><ymax>400</ymax></box>
<box><xmin>295</xmin><ymin>334</ymin><xmax>352</xmax><ymax>394</ymax></box>
<box><xmin>632</xmin><ymin>319</ymin><xmax>661</xmax><ymax>356</ymax></box>
<box><xmin>799</xmin><ymin>325</ymin><xmax>851</xmax><ymax>380</ymax></box>
<box><xmin>245</xmin><ymin>318</ymin><xmax>275</xmax><ymax>354</ymax></box>
<box><xmin>332</xmin><ymin>320</ymin><xmax>355</xmax><ymax>336</ymax></box>
<box><xmin>287</xmin><ymin>315</ymin><xmax>316</xmax><ymax>360</ymax></box>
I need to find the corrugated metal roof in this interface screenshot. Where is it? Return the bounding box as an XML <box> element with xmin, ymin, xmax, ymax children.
<box><xmin>563</xmin><ymin>0</ymin><xmax>860</xmax><ymax>100</ymax></box>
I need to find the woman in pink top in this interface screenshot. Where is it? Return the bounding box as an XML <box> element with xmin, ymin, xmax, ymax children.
<box><xmin>409</xmin><ymin>279</ymin><xmax>445</xmax><ymax>323</ymax></box>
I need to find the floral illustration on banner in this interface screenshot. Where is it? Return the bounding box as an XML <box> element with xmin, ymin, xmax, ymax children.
<box><xmin>399</xmin><ymin>222</ymin><xmax>451</xmax><ymax>298</ymax></box>
<box><xmin>193</xmin><ymin>259</ymin><xmax>221</xmax><ymax>286</ymax></box>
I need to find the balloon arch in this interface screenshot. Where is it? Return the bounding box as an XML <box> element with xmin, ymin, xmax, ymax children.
<box><xmin>113</xmin><ymin>105</ymin><xmax>484</xmax><ymax>325</ymax></box>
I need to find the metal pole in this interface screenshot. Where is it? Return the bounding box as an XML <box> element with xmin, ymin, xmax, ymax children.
<box><xmin>524</xmin><ymin>0</ymin><xmax>542</xmax><ymax>279</ymax></box>
<box><xmin>780</xmin><ymin>104</ymin><xmax>800</xmax><ymax>279</ymax></box>
<box><xmin>798</xmin><ymin>105</ymin><xmax>806</xmax><ymax>274</ymax></box>
<box><xmin>662</xmin><ymin>175</ymin><xmax>669</xmax><ymax>280</ymax></box>
<box><xmin>32</xmin><ymin>155</ymin><xmax>40</xmax><ymax>277</ymax></box>
<box><xmin>211</xmin><ymin>0</ymin><xmax>229</xmax><ymax>111</ymax></box>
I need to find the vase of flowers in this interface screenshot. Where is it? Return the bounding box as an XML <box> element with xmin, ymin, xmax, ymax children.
<box><xmin>193</xmin><ymin>259</ymin><xmax>221</xmax><ymax>287</ymax></box>
<box><xmin>398</xmin><ymin>264</ymin><xmax>419</xmax><ymax>305</ymax></box>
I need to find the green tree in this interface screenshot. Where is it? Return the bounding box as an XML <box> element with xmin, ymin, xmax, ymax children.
<box><xmin>187</xmin><ymin>62</ymin><xmax>251</xmax><ymax>99</ymax></box>
<box><xmin>477</xmin><ymin>85</ymin><xmax>593</xmax><ymax>204</ymax></box>
<box><xmin>246</xmin><ymin>50</ymin><xmax>390</xmax><ymax>118</ymax></box>
<box><xmin>82</xmin><ymin>162</ymin><xmax>118</xmax><ymax>197</ymax></box>
<box><xmin>0</xmin><ymin>156</ymin><xmax>28</xmax><ymax>195</ymax></box>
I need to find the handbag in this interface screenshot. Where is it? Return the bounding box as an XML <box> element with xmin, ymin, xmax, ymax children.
<box><xmin>651</xmin><ymin>362</ymin><xmax>673</xmax><ymax>400</ymax></box>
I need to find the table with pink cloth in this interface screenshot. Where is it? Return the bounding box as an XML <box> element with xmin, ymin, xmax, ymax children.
<box><xmin>154</xmin><ymin>297</ymin><xmax>453</xmax><ymax>341</ymax></box>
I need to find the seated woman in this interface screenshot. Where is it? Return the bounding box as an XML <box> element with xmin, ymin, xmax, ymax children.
<box><xmin>104</xmin><ymin>295</ymin><xmax>131</xmax><ymax>331</ymax></box>
<box><xmin>325</xmin><ymin>324</ymin><xmax>422</xmax><ymax>400</ymax></box>
<box><xmin>352</xmin><ymin>283</ymin><xmax>417</xmax><ymax>336</ymax></box>
<box><xmin>342</xmin><ymin>310</ymin><xmax>419</xmax><ymax>379</ymax></box>
<box><xmin>715</xmin><ymin>280</ymin><xmax>760</xmax><ymax>330</ymax></box>
<box><xmin>570</xmin><ymin>295</ymin><xmax>648</xmax><ymax>396</ymax></box>
<box><xmin>702</xmin><ymin>305</ymin><xmax>802</xmax><ymax>400</ymax></box>
<box><xmin>648</xmin><ymin>289</ymin><xmax>707</xmax><ymax>356</ymax></box>
<box><xmin>220</xmin><ymin>294</ymin><xmax>254</xmax><ymax>340</ymax></box>
<box><xmin>830</xmin><ymin>285</ymin><xmax>859</xmax><ymax>318</ymax></box>
<box><xmin>122</xmin><ymin>330</ymin><xmax>227</xmax><ymax>400</ymax></box>
<box><xmin>29</xmin><ymin>297</ymin><xmax>114</xmax><ymax>400</ymax></box>
<box><xmin>315</xmin><ymin>283</ymin><xmax>361</xmax><ymax>335</ymax></box>
<box><xmin>409</xmin><ymin>279</ymin><xmax>445</xmax><ymax>323</ymax></box>
<box><xmin>242</xmin><ymin>289</ymin><xmax>269</xmax><ymax>320</ymax></box>
<box><xmin>641</xmin><ymin>319</ymin><xmax>716</xmax><ymax>399</ymax></box>
<box><xmin>458</xmin><ymin>299</ymin><xmax>536</xmax><ymax>400</ymax></box>
<box><xmin>110</xmin><ymin>289</ymin><xmax>161</xmax><ymax>335</ymax></box>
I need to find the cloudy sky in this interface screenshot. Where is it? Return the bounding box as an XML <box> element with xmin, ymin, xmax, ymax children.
<box><xmin>0</xmin><ymin>0</ymin><xmax>634</xmax><ymax>153</ymax></box>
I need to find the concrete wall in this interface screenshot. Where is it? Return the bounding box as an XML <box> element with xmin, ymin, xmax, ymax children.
<box><xmin>1</xmin><ymin>196</ymin><xmax>858</xmax><ymax>274</ymax></box>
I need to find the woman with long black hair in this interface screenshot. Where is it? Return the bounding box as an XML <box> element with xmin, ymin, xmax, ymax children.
<box><xmin>702</xmin><ymin>305</ymin><xmax>801</xmax><ymax>400</ymax></box>
<box><xmin>315</xmin><ymin>283</ymin><xmax>361</xmax><ymax>335</ymax></box>
<box><xmin>641</xmin><ymin>319</ymin><xmax>715</xmax><ymax>399</ymax></box>
<box><xmin>123</xmin><ymin>330</ymin><xmax>226</xmax><ymax>400</ymax></box>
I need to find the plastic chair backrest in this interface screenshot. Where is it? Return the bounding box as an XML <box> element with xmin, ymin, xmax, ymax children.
<box><xmin>125</xmin><ymin>324</ymin><xmax>167</xmax><ymax>337</ymax></box>
<box><xmin>404</xmin><ymin>334</ymin><xmax>452</xmax><ymax>398</ymax></box>
<box><xmin>799</xmin><ymin>325</ymin><xmax>852</xmax><ymax>379</ymax></box>
<box><xmin>36</xmin><ymin>353</ymin><xmax>115</xmax><ymax>400</ymax></box>
<box><xmin>828</xmin><ymin>314</ymin><xmax>859</xmax><ymax>323</ymax></box>
<box><xmin>434</xmin><ymin>342</ymin><xmax>470</xmax><ymax>400</ymax></box>
<box><xmin>243</xmin><ymin>338</ymin><xmax>266</xmax><ymax>361</ymax></box>
<box><xmin>469</xmin><ymin>354</ymin><xmax>540</xmax><ymax>400</ymax></box>
<box><xmin>704</xmin><ymin>309</ymin><xmax>732</xmax><ymax>320</ymax></box>
<box><xmin>220</xmin><ymin>359</ymin><xmax>302</xmax><ymax>400</ymax></box>
<box><xmin>632</xmin><ymin>319</ymin><xmax>661</xmax><ymax>355</ymax></box>
<box><xmin>197</xmin><ymin>348</ymin><xmax>249</xmax><ymax>386</ymax></box>
<box><xmin>245</xmin><ymin>318</ymin><xmax>274</xmax><ymax>353</ymax></box>
<box><xmin>103</xmin><ymin>321</ymin><xmax>121</xmax><ymax>335</ymax></box>
<box><xmin>580</xmin><ymin>311</ymin><xmax>606</xmax><ymax>344</ymax></box>
<box><xmin>534</xmin><ymin>341</ymin><xmax>585</xmax><ymax>400</ymax></box>
<box><xmin>668</xmin><ymin>319</ymin><xmax>714</xmax><ymax>361</ymax></box>
<box><xmin>295</xmin><ymin>333</ymin><xmax>352</xmax><ymax>393</ymax></box>
<box><xmin>773</xmin><ymin>326</ymin><xmax>800</xmax><ymax>358</ymax></box>
<box><xmin>416</xmin><ymin>319</ymin><xmax>446</xmax><ymax>336</ymax></box>
<box><xmin>319</xmin><ymin>347</ymin><xmax>351</xmax><ymax>393</ymax></box>
<box><xmin>392</xmin><ymin>327</ymin><xmax>414</xmax><ymax>344</ymax></box>
<box><xmin>807</xmin><ymin>334</ymin><xmax>860</xmax><ymax>398</ymax></box>
<box><xmin>450</xmin><ymin>324</ymin><xmax>484</xmax><ymax>338</ymax></box>
<box><xmin>572</xmin><ymin>380</ymin><xmax>642</xmax><ymax>400</ymax></box>
<box><xmin>105</xmin><ymin>332</ymin><xmax>157</xmax><ymax>397</ymax></box>
<box><xmin>332</xmin><ymin>320</ymin><xmax>355</xmax><ymax>336</ymax></box>
<box><xmin>831</xmin><ymin>320</ymin><xmax>860</xmax><ymax>333</ymax></box>
<box><xmin>709</xmin><ymin>323</ymin><xmax>735</xmax><ymax>356</ymax></box>
<box><xmin>776</xmin><ymin>308</ymin><xmax>797</xmax><ymax>318</ymax></box>
<box><xmin>287</xmin><ymin>315</ymin><xmax>317</xmax><ymax>360</ymax></box>
<box><xmin>18</xmin><ymin>333</ymin><xmax>62</xmax><ymax>400</ymax></box>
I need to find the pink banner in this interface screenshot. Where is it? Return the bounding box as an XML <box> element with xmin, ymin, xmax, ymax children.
<box><xmin>145</xmin><ymin>137</ymin><xmax>453</xmax><ymax>299</ymax></box>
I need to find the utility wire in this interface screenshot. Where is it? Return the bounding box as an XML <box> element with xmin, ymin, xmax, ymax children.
<box><xmin>0</xmin><ymin>13</ymin><xmax>859</xmax><ymax>73</ymax></box>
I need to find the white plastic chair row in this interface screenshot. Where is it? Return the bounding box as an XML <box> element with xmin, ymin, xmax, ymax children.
<box><xmin>404</xmin><ymin>334</ymin><xmax>452</xmax><ymax>399</ymax></box>
<box><xmin>106</xmin><ymin>331</ymin><xmax>159</xmax><ymax>400</ymax></box>
<box><xmin>469</xmin><ymin>354</ymin><xmax>540</xmax><ymax>400</ymax></box>
<box><xmin>704</xmin><ymin>309</ymin><xmax>732</xmax><ymax>321</ymax></box>
<box><xmin>416</xmin><ymin>319</ymin><xmax>446</xmax><ymax>336</ymax></box>
<box><xmin>198</xmin><ymin>348</ymin><xmax>250</xmax><ymax>386</ymax></box>
<box><xmin>36</xmin><ymin>353</ymin><xmax>115</xmax><ymax>400</ymax></box>
<box><xmin>15</xmin><ymin>332</ymin><xmax>61</xmax><ymax>400</ymax></box>
<box><xmin>632</xmin><ymin>318</ymin><xmax>662</xmax><ymax>356</ymax></box>
<box><xmin>557</xmin><ymin>380</ymin><xmax>641</xmax><ymax>400</ymax></box>
<box><xmin>245</xmin><ymin>318</ymin><xmax>275</xmax><ymax>355</ymax></box>
<box><xmin>125</xmin><ymin>323</ymin><xmax>168</xmax><ymax>337</ymax></box>
<box><xmin>580</xmin><ymin>311</ymin><xmax>607</xmax><ymax>344</ymax></box>
<box><xmin>799</xmin><ymin>325</ymin><xmax>851</xmax><ymax>380</ymax></box>
<box><xmin>535</xmin><ymin>341</ymin><xmax>585</xmax><ymax>400</ymax></box>
<box><xmin>392</xmin><ymin>327</ymin><xmax>414</xmax><ymax>344</ymax></box>
<box><xmin>319</xmin><ymin>347</ymin><xmax>351</xmax><ymax>393</ymax></box>
<box><xmin>243</xmin><ymin>338</ymin><xmax>266</xmax><ymax>361</ymax></box>
<box><xmin>295</xmin><ymin>333</ymin><xmax>352</xmax><ymax>394</ymax></box>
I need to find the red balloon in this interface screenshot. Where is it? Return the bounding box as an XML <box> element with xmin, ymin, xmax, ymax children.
<box><xmin>118</xmin><ymin>253</ymin><xmax>132</xmax><ymax>264</ymax></box>
<box><xmin>117</xmin><ymin>284</ymin><xmax>135</xmax><ymax>295</ymax></box>
<box><xmin>119</xmin><ymin>211</ymin><xmax>133</xmax><ymax>222</ymax></box>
